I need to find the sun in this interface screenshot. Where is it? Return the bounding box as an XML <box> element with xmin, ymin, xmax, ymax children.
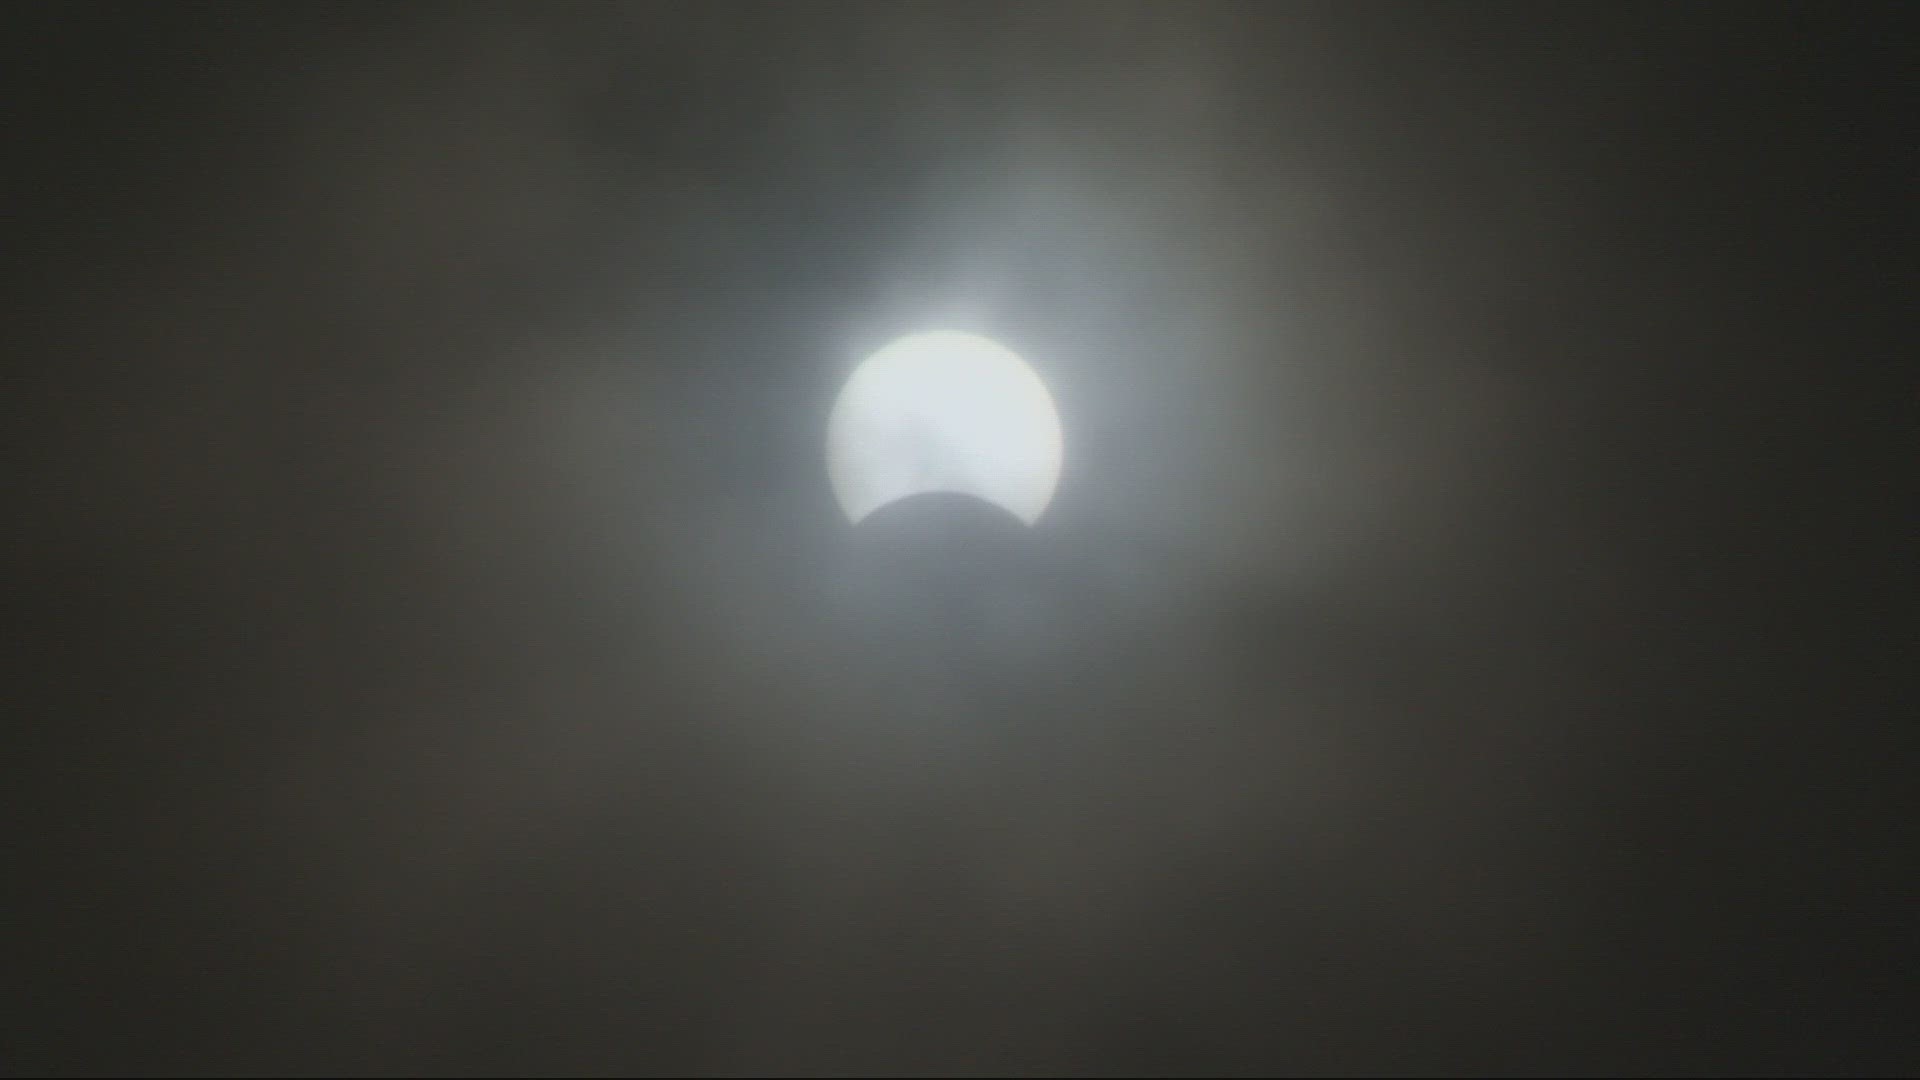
<box><xmin>826</xmin><ymin>331</ymin><xmax>1063</xmax><ymax>525</ymax></box>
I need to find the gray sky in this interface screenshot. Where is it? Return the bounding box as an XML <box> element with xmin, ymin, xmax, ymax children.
<box><xmin>7</xmin><ymin>4</ymin><xmax>1911</xmax><ymax>1075</ymax></box>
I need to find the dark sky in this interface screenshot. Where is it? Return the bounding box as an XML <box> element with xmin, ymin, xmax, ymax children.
<box><xmin>7</xmin><ymin>4</ymin><xmax>1912</xmax><ymax>1076</ymax></box>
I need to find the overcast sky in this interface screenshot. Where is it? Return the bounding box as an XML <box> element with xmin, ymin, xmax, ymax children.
<box><xmin>7</xmin><ymin>5</ymin><xmax>1912</xmax><ymax>1075</ymax></box>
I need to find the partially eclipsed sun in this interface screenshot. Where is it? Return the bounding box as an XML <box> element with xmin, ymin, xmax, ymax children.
<box><xmin>827</xmin><ymin>331</ymin><xmax>1063</xmax><ymax>525</ymax></box>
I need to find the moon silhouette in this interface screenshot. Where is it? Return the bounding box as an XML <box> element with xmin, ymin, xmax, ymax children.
<box><xmin>826</xmin><ymin>331</ymin><xmax>1064</xmax><ymax>525</ymax></box>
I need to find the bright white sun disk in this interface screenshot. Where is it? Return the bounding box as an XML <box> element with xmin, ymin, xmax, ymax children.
<box><xmin>826</xmin><ymin>331</ymin><xmax>1063</xmax><ymax>525</ymax></box>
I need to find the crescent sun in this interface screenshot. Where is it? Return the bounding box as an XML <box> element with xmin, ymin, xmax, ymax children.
<box><xmin>826</xmin><ymin>331</ymin><xmax>1064</xmax><ymax>526</ymax></box>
